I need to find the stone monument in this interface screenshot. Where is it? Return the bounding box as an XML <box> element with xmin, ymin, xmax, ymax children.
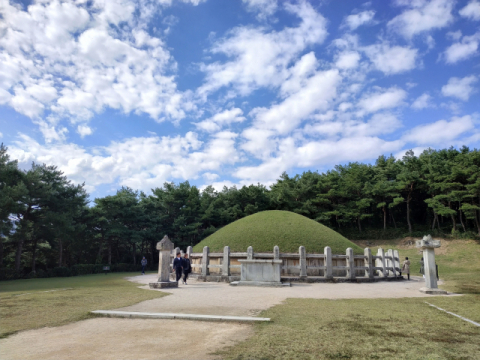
<box><xmin>416</xmin><ymin>235</ymin><xmax>447</xmax><ymax>295</ymax></box>
<box><xmin>230</xmin><ymin>246</ymin><xmax>290</xmax><ymax>287</ymax></box>
<box><xmin>149</xmin><ymin>235</ymin><xmax>178</xmax><ymax>289</ymax></box>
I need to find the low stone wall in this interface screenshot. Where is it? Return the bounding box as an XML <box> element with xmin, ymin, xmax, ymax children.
<box><xmin>170</xmin><ymin>245</ymin><xmax>402</xmax><ymax>283</ymax></box>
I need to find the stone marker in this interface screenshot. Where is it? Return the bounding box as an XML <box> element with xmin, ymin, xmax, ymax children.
<box><xmin>416</xmin><ymin>235</ymin><xmax>447</xmax><ymax>295</ymax></box>
<box><xmin>149</xmin><ymin>235</ymin><xmax>178</xmax><ymax>289</ymax></box>
<box><xmin>230</xmin><ymin>259</ymin><xmax>289</xmax><ymax>287</ymax></box>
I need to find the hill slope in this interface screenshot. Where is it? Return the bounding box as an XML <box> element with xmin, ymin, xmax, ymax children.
<box><xmin>193</xmin><ymin>210</ymin><xmax>363</xmax><ymax>254</ymax></box>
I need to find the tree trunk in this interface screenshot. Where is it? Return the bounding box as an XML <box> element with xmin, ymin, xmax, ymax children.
<box><xmin>432</xmin><ymin>211</ymin><xmax>437</xmax><ymax>230</ymax></box>
<box><xmin>406</xmin><ymin>199</ymin><xmax>412</xmax><ymax>233</ymax></box>
<box><xmin>108</xmin><ymin>239</ymin><xmax>112</xmax><ymax>265</ymax></box>
<box><xmin>475</xmin><ymin>210</ymin><xmax>480</xmax><ymax>237</ymax></box>
<box><xmin>132</xmin><ymin>243</ymin><xmax>136</xmax><ymax>265</ymax></box>
<box><xmin>383</xmin><ymin>207</ymin><xmax>387</xmax><ymax>230</ymax></box>
<box><xmin>97</xmin><ymin>240</ymin><xmax>103</xmax><ymax>263</ymax></box>
<box><xmin>390</xmin><ymin>211</ymin><xmax>397</xmax><ymax>229</ymax></box>
<box><xmin>357</xmin><ymin>217</ymin><xmax>362</xmax><ymax>233</ymax></box>
<box><xmin>31</xmin><ymin>237</ymin><xmax>38</xmax><ymax>273</ymax></box>
<box><xmin>58</xmin><ymin>239</ymin><xmax>63</xmax><ymax>267</ymax></box>
<box><xmin>0</xmin><ymin>236</ymin><xmax>3</xmax><ymax>268</ymax></box>
<box><xmin>458</xmin><ymin>204</ymin><xmax>466</xmax><ymax>232</ymax></box>
<box><xmin>15</xmin><ymin>236</ymin><xmax>25</xmax><ymax>273</ymax></box>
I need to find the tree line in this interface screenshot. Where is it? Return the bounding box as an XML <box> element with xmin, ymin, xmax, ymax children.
<box><xmin>1</xmin><ymin>144</ymin><xmax>479</xmax><ymax>277</ymax></box>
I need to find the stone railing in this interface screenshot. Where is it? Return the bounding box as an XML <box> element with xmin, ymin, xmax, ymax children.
<box><xmin>170</xmin><ymin>245</ymin><xmax>402</xmax><ymax>283</ymax></box>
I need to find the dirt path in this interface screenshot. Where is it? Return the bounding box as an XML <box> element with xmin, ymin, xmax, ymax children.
<box><xmin>0</xmin><ymin>318</ymin><xmax>252</xmax><ymax>360</ymax></box>
<box><xmin>120</xmin><ymin>274</ymin><xmax>452</xmax><ymax>316</ymax></box>
<box><xmin>0</xmin><ymin>275</ymin><xmax>453</xmax><ymax>360</ymax></box>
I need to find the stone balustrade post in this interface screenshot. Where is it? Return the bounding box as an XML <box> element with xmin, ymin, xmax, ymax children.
<box><xmin>346</xmin><ymin>247</ymin><xmax>355</xmax><ymax>280</ymax></box>
<box><xmin>376</xmin><ymin>248</ymin><xmax>387</xmax><ymax>277</ymax></box>
<box><xmin>387</xmin><ymin>249</ymin><xmax>396</xmax><ymax>278</ymax></box>
<box><xmin>222</xmin><ymin>246</ymin><xmax>230</xmax><ymax>276</ymax></box>
<box><xmin>393</xmin><ymin>250</ymin><xmax>400</xmax><ymax>277</ymax></box>
<box><xmin>299</xmin><ymin>246</ymin><xmax>307</xmax><ymax>278</ymax></box>
<box><xmin>247</xmin><ymin>246</ymin><xmax>253</xmax><ymax>260</ymax></box>
<box><xmin>364</xmin><ymin>248</ymin><xmax>373</xmax><ymax>279</ymax></box>
<box><xmin>274</xmin><ymin>245</ymin><xmax>279</xmax><ymax>260</ymax></box>
<box><xmin>202</xmin><ymin>246</ymin><xmax>210</xmax><ymax>276</ymax></box>
<box><xmin>324</xmin><ymin>246</ymin><xmax>332</xmax><ymax>280</ymax></box>
<box><xmin>186</xmin><ymin>246</ymin><xmax>192</xmax><ymax>258</ymax></box>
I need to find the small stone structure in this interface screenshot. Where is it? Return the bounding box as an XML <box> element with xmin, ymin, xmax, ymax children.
<box><xmin>149</xmin><ymin>235</ymin><xmax>178</xmax><ymax>289</ymax></box>
<box><xmin>230</xmin><ymin>258</ymin><xmax>288</xmax><ymax>287</ymax></box>
<box><xmin>169</xmin><ymin>245</ymin><xmax>403</xmax><ymax>283</ymax></box>
<box><xmin>416</xmin><ymin>235</ymin><xmax>447</xmax><ymax>295</ymax></box>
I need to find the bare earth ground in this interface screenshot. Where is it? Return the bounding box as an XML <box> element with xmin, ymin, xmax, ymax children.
<box><xmin>0</xmin><ymin>275</ymin><xmax>454</xmax><ymax>360</ymax></box>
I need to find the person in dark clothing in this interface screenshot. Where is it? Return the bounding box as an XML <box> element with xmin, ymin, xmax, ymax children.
<box><xmin>141</xmin><ymin>256</ymin><xmax>147</xmax><ymax>275</ymax></box>
<box><xmin>182</xmin><ymin>253</ymin><xmax>192</xmax><ymax>285</ymax></box>
<box><xmin>173</xmin><ymin>252</ymin><xmax>183</xmax><ymax>282</ymax></box>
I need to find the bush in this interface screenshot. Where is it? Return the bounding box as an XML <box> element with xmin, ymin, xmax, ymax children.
<box><xmin>51</xmin><ymin>267</ymin><xmax>72</xmax><ymax>277</ymax></box>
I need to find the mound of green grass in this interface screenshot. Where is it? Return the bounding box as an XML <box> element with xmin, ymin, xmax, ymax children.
<box><xmin>193</xmin><ymin>210</ymin><xmax>363</xmax><ymax>254</ymax></box>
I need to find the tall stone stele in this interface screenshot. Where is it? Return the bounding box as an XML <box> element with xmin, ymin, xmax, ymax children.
<box><xmin>416</xmin><ymin>235</ymin><xmax>447</xmax><ymax>295</ymax></box>
<box><xmin>149</xmin><ymin>235</ymin><xmax>178</xmax><ymax>289</ymax></box>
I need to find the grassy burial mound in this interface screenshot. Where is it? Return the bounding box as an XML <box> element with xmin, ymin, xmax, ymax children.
<box><xmin>193</xmin><ymin>210</ymin><xmax>363</xmax><ymax>254</ymax></box>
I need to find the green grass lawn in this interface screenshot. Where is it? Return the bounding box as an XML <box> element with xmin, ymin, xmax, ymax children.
<box><xmin>218</xmin><ymin>238</ymin><xmax>480</xmax><ymax>360</ymax></box>
<box><xmin>193</xmin><ymin>210</ymin><xmax>363</xmax><ymax>254</ymax></box>
<box><xmin>0</xmin><ymin>272</ymin><xmax>167</xmax><ymax>338</ymax></box>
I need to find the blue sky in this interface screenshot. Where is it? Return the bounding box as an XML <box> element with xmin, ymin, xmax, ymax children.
<box><xmin>1</xmin><ymin>0</ymin><xmax>479</xmax><ymax>200</ymax></box>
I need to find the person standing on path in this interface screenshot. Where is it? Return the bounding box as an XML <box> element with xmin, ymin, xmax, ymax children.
<box><xmin>141</xmin><ymin>256</ymin><xmax>147</xmax><ymax>275</ymax></box>
<box><xmin>182</xmin><ymin>253</ymin><xmax>192</xmax><ymax>285</ymax></box>
<box><xmin>173</xmin><ymin>252</ymin><xmax>184</xmax><ymax>283</ymax></box>
<box><xmin>420</xmin><ymin>257</ymin><xmax>425</xmax><ymax>278</ymax></box>
<box><xmin>402</xmin><ymin>257</ymin><xmax>410</xmax><ymax>280</ymax></box>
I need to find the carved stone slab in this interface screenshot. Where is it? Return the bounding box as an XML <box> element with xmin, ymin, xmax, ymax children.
<box><xmin>156</xmin><ymin>235</ymin><xmax>174</xmax><ymax>251</ymax></box>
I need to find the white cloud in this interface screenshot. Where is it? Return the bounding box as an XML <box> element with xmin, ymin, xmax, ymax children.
<box><xmin>459</xmin><ymin>1</ymin><xmax>480</xmax><ymax>21</ymax></box>
<box><xmin>242</xmin><ymin>0</ymin><xmax>278</xmax><ymax>20</ymax></box>
<box><xmin>444</xmin><ymin>32</ymin><xmax>480</xmax><ymax>64</ymax></box>
<box><xmin>198</xmin><ymin>1</ymin><xmax>328</xmax><ymax>97</ymax></box>
<box><xmin>411</xmin><ymin>93</ymin><xmax>433</xmax><ymax>109</ymax></box>
<box><xmin>357</xmin><ymin>87</ymin><xmax>407</xmax><ymax>114</ymax></box>
<box><xmin>194</xmin><ymin>108</ymin><xmax>246</xmax><ymax>132</ymax></box>
<box><xmin>77</xmin><ymin>125</ymin><xmax>93</xmax><ymax>138</ymax></box>
<box><xmin>0</xmin><ymin>0</ymin><xmax>197</xmax><ymax>141</ymax></box>
<box><xmin>388</xmin><ymin>0</ymin><xmax>455</xmax><ymax>38</ymax></box>
<box><xmin>342</xmin><ymin>10</ymin><xmax>376</xmax><ymax>30</ymax></box>
<box><xmin>402</xmin><ymin>116</ymin><xmax>475</xmax><ymax>145</ymax></box>
<box><xmin>9</xmin><ymin>130</ymin><xmax>241</xmax><ymax>193</ymax></box>
<box><xmin>441</xmin><ymin>75</ymin><xmax>478</xmax><ymax>101</ymax></box>
<box><xmin>363</xmin><ymin>43</ymin><xmax>418</xmax><ymax>74</ymax></box>
<box><xmin>335</xmin><ymin>51</ymin><xmax>361</xmax><ymax>70</ymax></box>
<box><xmin>250</xmin><ymin>69</ymin><xmax>341</xmax><ymax>134</ymax></box>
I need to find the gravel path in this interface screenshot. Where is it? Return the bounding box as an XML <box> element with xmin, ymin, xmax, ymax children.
<box><xmin>0</xmin><ymin>275</ymin><xmax>452</xmax><ymax>360</ymax></box>
<box><xmin>120</xmin><ymin>274</ymin><xmax>451</xmax><ymax>316</ymax></box>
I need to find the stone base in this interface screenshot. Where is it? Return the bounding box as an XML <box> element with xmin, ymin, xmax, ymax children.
<box><xmin>419</xmin><ymin>287</ymin><xmax>447</xmax><ymax>295</ymax></box>
<box><xmin>230</xmin><ymin>281</ymin><xmax>291</xmax><ymax>287</ymax></box>
<box><xmin>149</xmin><ymin>281</ymin><xmax>178</xmax><ymax>289</ymax></box>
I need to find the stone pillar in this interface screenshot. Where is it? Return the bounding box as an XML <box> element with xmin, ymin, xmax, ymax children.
<box><xmin>186</xmin><ymin>246</ymin><xmax>192</xmax><ymax>258</ymax></box>
<box><xmin>393</xmin><ymin>250</ymin><xmax>400</xmax><ymax>278</ymax></box>
<box><xmin>149</xmin><ymin>235</ymin><xmax>178</xmax><ymax>289</ymax></box>
<box><xmin>416</xmin><ymin>235</ymin><xmax>446</xmax><ymax>294</ymax></box>
<box><xmin>346</xmin><ymin>247</ymin><xmax>355</xmax><ymax>280</ymax></box>
<box><xmin>247</xmin><ymin>246</ymin><xmax>253</xmax><ymax>260</ymax></box>
<box><xmin>324</xmin><ymin>246</ymin><xmax>332</xmax><ymax>280</ymax></box>
<box><xmin>222</xmin><ymin>246</ymin><xmax>230</xmax><ymax>276</ymax></box>
<box><xmin>174</xmin><ymin>247</ymin><xmax>180</xmax><ymax>256</ymax></box>
<box><xmin>376</xmin><ymin>248</ymin><xmax>387</xmax><ymax>278</ymax></box>
<box><xmin>387</xmin><ymin>249</ymin><xmax>396</xmax><ymax>278</ymax></box>
<box><xmin>273</xmin><ymin>245</ymin><xmax>279</xmax><ymax>260</ymax></box>
<box><xmin>299</xmin><ymin>246</ymin><xmax>307</xmax><ymax>278</ymax></box>
<box><xmin>202</xmin><ymin>246</ymin><xmax>210</xmax><ymax>276</ymax></box>
<box><xmin>364</xmin><ymin>248</ymin><xmax>374</xmax><ymax>279</ymax></box>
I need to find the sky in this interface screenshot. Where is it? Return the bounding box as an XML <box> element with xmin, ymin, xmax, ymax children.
<box><xmin>1</xmin><ymin>0</ymin><xmax>479</xmax><ymax>200</ymax></box>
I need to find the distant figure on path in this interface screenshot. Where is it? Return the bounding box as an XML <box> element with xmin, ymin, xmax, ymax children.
<box><xmin>173</xmin><ymin>252</ymin><xmax>184</xmax><ymax>283</ymax></box>
<box><xmin>182</xmin><ymin>253</ymin><xmax>192</xmax><ymax>285</ymax></box>
<box><xmin>420</xmin><ymin>257</ymin><xmax>425</xmax><ymax>278</ymax></box>
<box><xmin>141</xmin><ymin>256</ymin><xmax>147</xmax><ymax>275</ymax></box>
<box><xmin>402</xmin><ymin>257</ymin><xmax>410</xmax><ymax>280</ymax></box>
